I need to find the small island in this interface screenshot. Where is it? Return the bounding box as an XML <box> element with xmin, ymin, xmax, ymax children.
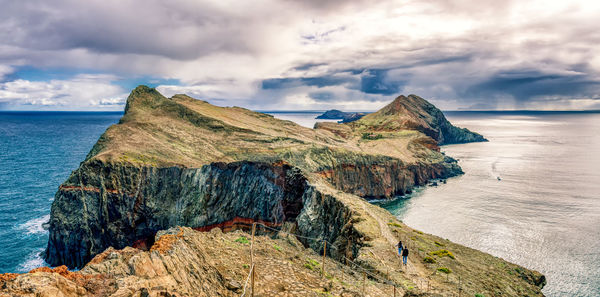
<box><xmin>315</xmin><ymin>109</ymin><xmax>368</xmax><ymax>123</ymax></box>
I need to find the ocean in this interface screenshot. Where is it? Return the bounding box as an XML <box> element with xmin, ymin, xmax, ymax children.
<box><xmin>0</xmin><ymin>110</ymin><xmax>598</xmax><ymax>297</ymax></box>
<box><xmin>0</xmin><ymin>112</ymin><xmax>122</xmax><ymax>273</ymax></box>
<box><xmin>374</xmin><ymin>111</ymin><xmax>600</xmax><ymax>297</ymax></box>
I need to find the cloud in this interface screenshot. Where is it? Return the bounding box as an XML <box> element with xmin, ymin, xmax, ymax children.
<box><xmin>0</xmin><ymin>74</ymin><xmax>127</xmax><ymax>110</ymax></box>
<box><xmin>0</xmin><ymin>0</ymin><xmax>599</xmax><ymax>110</ymax></box>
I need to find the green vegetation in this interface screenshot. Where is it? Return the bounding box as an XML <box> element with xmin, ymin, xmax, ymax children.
<box><xmin>242</xmin><ymin>264</ymin><xmax>249</xmax><ymax>269</ymax></box>
<box><xmin>413</xmin><ymin>230</ymin><xmax>423</xmax><ymax>234</ymax></box>
<box><xmin>431</xmin><ymin>249</ymin><xmax>455</xmax><ymax>259</ymax></box>
<box><xmin>434</xmin><ymin>241</ymin><xmax>444</xmax><ymax>246</ymax></box>
<box><xmin>361</xmin><ymin>132</ymin><xmax>383</xmax><ymax>140</ymax></box>
<box><xmin>387</xmin><ymin>222</ymin><xmax>402</xmax><ymax>228</ymax></box>
<box><xmin>437</xmin><ymin>267</ymin><xmax>452</xmax><ymax>274</ymax></box>
<box><xmin>313</xmin><ymin>289</ymin><xmax>333</xmax><ymax>297</ymax></box>
<box><xmin>304</xmin><ymin>259</ymin><xmax>320</xmax><ymax>271</ymax></box>
<box><xmin>273</xmin><ymin>244</ymin><xmax>282</xmax><ymax>251</ymax></box>
<box><xmin>234</xmin><ymin>236</ymin><xmax>249</xmax><ymax>244</ymax></box>
<box><xmin>475</xmin><ymin>294</ymin><xmax>485</xmax><ymax>297</ymax></box>
<box><xmin>423</xmin><ymin>257</ymin><xmax>436</xmax><ymax>264</ymax></box>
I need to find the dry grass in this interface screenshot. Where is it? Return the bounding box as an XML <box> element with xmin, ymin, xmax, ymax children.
<box><xmin>87</xmin><ymin>86</ymin><xmax>448</xmax><ymax>169</ymax></box>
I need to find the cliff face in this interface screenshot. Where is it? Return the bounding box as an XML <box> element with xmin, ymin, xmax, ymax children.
<box><xmin>315</xmin><ymin>154</ymin><xmax>461</xmax><ymax>199</ymax></box>
<box><xmin>45</xmin><ymin>86</ymin><xmax>467</xmax><ymax>269</ymax></box>
<box><xmin>46</xmin><ymin>159</ymin><xmax>366</xmax><ymax>269</ymax></box>
<box><xmin>20</xmin><ymin>86</ymin><xmax>547</xmax><ymax>296</ymax></box>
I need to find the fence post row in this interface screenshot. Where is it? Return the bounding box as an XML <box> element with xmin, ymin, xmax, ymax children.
<box><xmin>245</xmin><ymin>222</ymin><xmax>410</xmax><ymax>297</ymax></box>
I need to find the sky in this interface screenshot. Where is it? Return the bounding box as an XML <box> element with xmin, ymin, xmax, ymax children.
<box><xmin>1</xmin><ymin>0</ymin><xmax>599</xmax><ymax>111</ymax></box>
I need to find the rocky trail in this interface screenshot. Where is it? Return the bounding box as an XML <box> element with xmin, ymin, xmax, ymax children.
<box><xmin>360</xmin><ymin>201</ymin><xmax>434</xmax><ymax>293</ymax></box>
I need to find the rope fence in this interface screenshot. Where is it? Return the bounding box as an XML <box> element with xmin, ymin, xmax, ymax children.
<box><xmin>242</xmin><ymin>222</ymin><xmax>400</xmax><ymax>297</ymax></box>
<box><xmin>238</xmin><ymin>221</ymin><xmax>467</xmax><ymax>297</ymax></box>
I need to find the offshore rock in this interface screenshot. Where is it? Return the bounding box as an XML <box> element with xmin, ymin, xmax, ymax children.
<box><xmin>315</xmin><ymin>109</ymin><xmax>367</xmax><ymax>123</ymax></box>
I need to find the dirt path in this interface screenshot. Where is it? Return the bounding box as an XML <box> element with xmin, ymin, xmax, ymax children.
<box><xmin>361</xmin><ymin>203</ymin><xmax>433</xmax><ymax>291</ymax></box>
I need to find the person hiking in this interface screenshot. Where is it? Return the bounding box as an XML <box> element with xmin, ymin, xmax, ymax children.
<box><xmin>397</xmin><ymin>240</ymin><xmax>403</xmax><ymax>256</ymax></box>
<box><xmin>402</xmin><ymin>247</ymin><xmax>409</xmax><ymax>265</ymax></box>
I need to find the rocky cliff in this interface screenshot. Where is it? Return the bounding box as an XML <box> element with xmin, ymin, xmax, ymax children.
<box><xmin>2</xmin><ymin>226</ymin><xmax>546</xmax><ymax>297</ymax></box>
<box><xmin>44</xmin><ymin>86</ymin><xmax>466</xmax><ymax>269</ymax></box>
<box><xmin>352</xmin><ymin>94</ymin><xmax>487</xmax><ymax>144</ymax></box>
<box><xmin>0</xmin><ymin>86</ymin><xmax>546</xmax><ymax>296</ymax></box>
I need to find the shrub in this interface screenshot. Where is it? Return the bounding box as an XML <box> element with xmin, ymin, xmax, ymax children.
<box><xmin>423</xmin><ymin>257</ymin><xmax>436</xmax><ymax>264</ymax></box>
<box><xmin>434</xmin><ymin>241</ymin><xmax>444</xmax><ymax>247</ymax></box>
<box><xmin>437</xmin><ymin>267</ymin><xmax>452</xmax><ymax>274</ymax></box>
<box><xmin>304</xmin><ymin>259</ymin><xmax>320</xmax><ymax>270</ymax></box>
<box><xmin>475</xmin><ymin>294</ymin><xmax>485</xmax><ymax>297</ymax></box>
<box><xmin>234</xmin><ymin>236</ymin><xmax>249</xmax><ymax>244</ymax></box>
<box><xmin>431</xmin><ymin>249</ymin><xmax>455</xmax><ymax>259</ymax></box>
<box><xmin>273</xmin><ymin>244</ymin><xmax>282</xmax><ymax>251</ymax></box>
<box><xmin>361</xmin><ymin>133</ymin><xmax>383</xmax><ymax>140</ymax></box>
<box><xmin>387</xmin><ymin>222</ymin><xmax>402</xmax><ymax>228</ymax></box>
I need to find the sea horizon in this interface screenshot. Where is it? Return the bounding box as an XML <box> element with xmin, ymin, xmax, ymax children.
<box><xmin>1</xmin><ymin>109</ymin><xmax>600</xmax><ymax>113</ymax></box>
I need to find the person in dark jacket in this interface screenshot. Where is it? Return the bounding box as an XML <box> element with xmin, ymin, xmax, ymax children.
<box><xmin>402</xmin><ymin>247</ymin><xmax>409</xmax><ymax>265</ymax></box>
<box><xmin>397</xmin><ymin>240</ymin><xmax>403</xmax><ymax>256</ymax></box>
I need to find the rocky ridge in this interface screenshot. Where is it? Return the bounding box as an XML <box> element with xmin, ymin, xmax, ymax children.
<box><xmin>350</xmin><ymin>95</ymin><xmax>487</xmax><ymax>144</ymax></box>
<box><xmin>1</xmin><ymin>86</ymin><xmax>544</xmax><ymax>296</ymax></box>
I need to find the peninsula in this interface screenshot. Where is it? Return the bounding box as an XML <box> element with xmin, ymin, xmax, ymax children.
<box><xmin>0</xmin><ymin>86</ymin><xmax>544</xmax><ymax>297</ymax></box>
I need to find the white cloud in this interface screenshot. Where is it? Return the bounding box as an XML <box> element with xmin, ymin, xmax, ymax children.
<box><xmin>0</xmin><ymin>0</ymin><xmax>599</xmax><ymax>110</ymax></box>
<box><xmin>0</xmin><ymin>75</ymin><xmax>126</xmax><ymax>110</ymax></box>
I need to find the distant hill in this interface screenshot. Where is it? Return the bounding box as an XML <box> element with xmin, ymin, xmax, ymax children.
<box><xmin>351</xmin><ymin>94</ymin><xmax>487</xmax><ymax>145</ymax></box>
<box><xmin>315</xmin><ymin>109</ymin><xmax>367</xmax><ymax>123</ymax></box>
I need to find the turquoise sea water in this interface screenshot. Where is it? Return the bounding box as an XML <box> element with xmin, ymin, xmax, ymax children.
<box><xmin>0</xmin><ymin>111</ymin><xmax>598</xmax><ymax>297</ymax></box>
<box><xmin>0</xmin><ymin>112</ymin><xmax>122</xmax><ymax>273</ymax></box>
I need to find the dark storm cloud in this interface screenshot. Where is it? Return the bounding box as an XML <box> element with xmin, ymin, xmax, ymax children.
<box><xmin>359</xmin><ymin>69</ymin><xmax>405</xmax><ymax>95</ymax></box>
<box><xmin>308</xmin><ymin>91</ymin><xmax>336</xmax><ymax>101</ymax></box>
<box><xmin>261</xmin><ymin>75</ymin><xmax>359</xmax><ymax>90</ymax></box>
<box><xmin>463</xmin><ymin>70</ymin><xmax>600</xmax><ymax>101</ymax></box>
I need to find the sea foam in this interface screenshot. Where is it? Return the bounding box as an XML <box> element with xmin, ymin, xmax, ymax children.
<box><xmin>17</xmin><ymin>214</ymin><xmax>50</xmax><ymax>235</ymax></box>
<box><xmin>17</xmin><ymin>249</ymin><xmax>46</xmax><ymax>273</ymax></box>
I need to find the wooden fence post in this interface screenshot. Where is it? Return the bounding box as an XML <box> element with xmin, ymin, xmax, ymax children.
<box><xmin>342</xmin><ymin>258</ymin><xmax>347</xmax><ymax>283</ymax></box>
<box><xmin>250</xmin><ymin>265</ymin><xmax>255</xmax><ymax>297</ymax></box>
<box><xmin>251</xmin><ymin>223</ymin><xmax>256</xmax><ymax>297</ymax></box>
<box><xmin>362</xmin><ymin>271</ymin><xmax>366</xmax><ymax>296</ymax></box>
<box><xmin>321</xmin><ymin>240</ymin><xmax>327</xmax><ymax>278</ymax></box>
